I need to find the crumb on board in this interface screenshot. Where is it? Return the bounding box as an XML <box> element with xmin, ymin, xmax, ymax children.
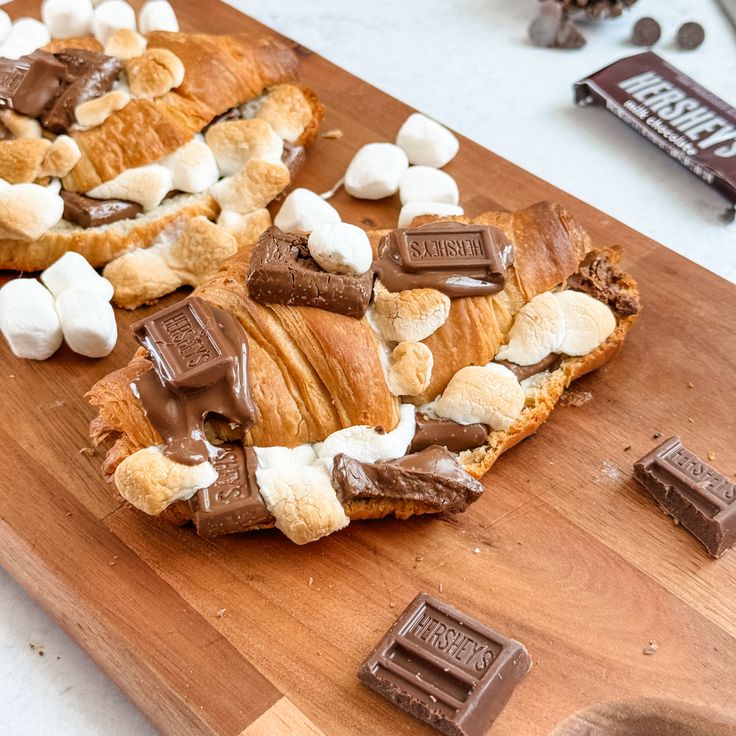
<box><xmin>559</xmin><ymin>389</ymin><xmax>593</xmax><ymax>407</ymax></box>
<box><xmin>623</xmin><ymin>445</ymin><xmax>632</xmax><ymax>452</ymax></box>
<box><xmin>652</xmin><ymin>432</ymin><xmax>662</xmax><ymax>439</ymax></box>
<box><xmin>473</xmin><ymin>547</ymin><xmax>481</xmax><ymax>554</ymax></box>
<box><xmin>29</xmin><ymin>643</ymin><xmax>45</xmax><ymax>656</ymax></box>
<box><xmin>643</xmin><ymin>641</ymin><xmax>658</xmax><ymax>655</ymax></box>
<box><xmin>687</xmin><ymin>382</ymin><xmax>694</xmax><ymax>388</ymax></box>
<box><xmin>438</xmin><ymin>582</ymin><xmax>444</xmax><ymax>593</ymax></box>
<box><xmin>321</xmin><ymin>129</ymin><xmax>344</xmax><ymax>139</ymax></box>
<box><xmin>708</xmin><ymin>451</ymin><xmax>716</xmax><ymax>461</ymax></box>
<box><xmin>215</xmin><ymin>608</ymin><xmax>226</xmax><ymax>618</ymax></box>
<box><xmin>308</xmin><ymin>576</ymin><xmax>314</xmax><ymax>587</ymax></box>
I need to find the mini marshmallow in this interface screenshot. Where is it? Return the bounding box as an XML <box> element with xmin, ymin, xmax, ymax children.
<box><xmin>205</xmin><ymin>119</ymin><xmax>283</xmax><ymax>177</ymax></box>
<box><xmin>161</xmin><ymin>137</ymin><xmax>219</xmax><ymax>194</ymax></box>
<box><xmin>0</xmin><ymin>279</ymin><xmax>63</xmax><ymax>360</ymax></box>
<box><xmin>38</xmin><ymin>135</ymin><xmax>82</xmax><ymax>179</ymax></box>
<box><xmin>92</xmin><ymin>0</ymin><xmax>136</xmax><ymax>46</ymax></box>
<box><xmin>0</xmin><ymin>110</ymin><xmax>42</xmax><ymax>139</ymax></box>
<box><xmin>75</xmin><ymin>89</ymin><xmax>130</xmax><ymax>128</ymax></box>
<box><xmin>255</xmin><ymin>84</ymin><xmax>312</xmax><ymax>143</ymax></box>
<box><xmin>396</xmin><ymin>112</ymin><xmax>459</xmax><ymax>168</ymax></box>
<box><xmin>41</xmin><ymin>251</ymin><xmax>114</xmax><ymax>301</ymax></box>
<box><xmin>138</xmin><ymin>0</ymin><xmax>179</xmax><ymax>34</ymax></box>
<box><xmin>56</xmin><ymin>287</ymin><xmax>117</xmax><ymax>358</ymax></box>
<box><xmin>104</xmin><ymin>27</ymin><xmax>146</xmax><ymax>61</ymax></box>
<box><xmin>344</xmin><ymin>143</ymin><xmax>408</xmax><ymax>200</ymax></box>
<box><xmin>398</xmin><ymin>201</ymin><xmax>464</xmax><ymax>228</ymax></box>
<box><xmin>209</xmin><ymin>159</ymin><xmax>290</xmax><ymax>214</ymax></box>
<box><xmin>0</xmin><ymin>182</ymin><xmax>64</xmax><ymax>240</ymax></box>
<box><xmin>41</xmin><ymin>0</ymin><xmax>94</xmax><ymax>39</ymax></box>
<box><xmin>0</xmin><ymin>11</ymin><xmax>10</xmax><ymax>45</ymax></box>
<box><xmin>307</xmin><ymin>222</ymin><xmax>372</xmax><ymax>275</ymax></box>
<box><xmin>555</xmin><ymin>290</ymin><xmax>616</xmax><ymax>356</ymax></box>
<box><xmin>399</xmin><ymin>166</ymin><xmax>459</xmax><ymax>206</ymax></box>
<box><xmin>254</xmin><ymin>444</ymin><xmax>318</xmax><ymax>470</ymax></box>
<box><xmin>0</xmin><ymin>18</ymin><xmax>51</xmax><ymax>59</ymax></box>
<box><xmin>273</xmin><ymin>187</ymin><xmax>341</xmax><ymax>234</ymax></box>
<box><xmin>126</xmin><ymin>47</ymin><xmax>185</xmax><ymax>99</ymax></box>
<box><xmin>217</xmin><ymin>208</ymin><xmax>272</xmax><ymax>240</ymax></box>
<box><xmin>87</xmin><ymin>164</ymin><xmax>172</xmax><ymax>211</ymax></box>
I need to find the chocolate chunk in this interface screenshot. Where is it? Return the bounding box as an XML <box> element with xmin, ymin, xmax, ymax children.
<box><xmin>632</xmin><ymin>17</ymin><xmax>662</xmax><ymax>47</ymax></box>
<box><xmin>41</xmin><ymin>49</ymin><xmax>121</xmax><ymax>133</ymax></box>
<box><xmin>358</xmin><ymin>593</ymin><xmax>532</xmax><ymax>736</ymax></box>
<box><xmin>247</xmin><ymin>226</ymin><xmax>374</xmax><ymax>318</ymax></box>
<box><xmin>131</xmin><ymin>297</ymin><xmax>256</xmax><ymax>466</ymax></box>
<box><xmin>410</xmin><ymin>414</ymin><xmax>489</xmax><ymax>454</ymax></box>
<box><xmin>61</xmin><ymin>190</ymin><xmax>142</xmax><ymax>228</ymax></box>
<box><xmin>555</xmin><ymin>19</ymin><xmax>587</xmax><ymax>49</ymax></box>
<box><xmin>566</xmin><ymin>250</ymin><xmax>640</xmax><ymax>316</ymax></box>
<box><xmin>494</xmin><ymin>353</ymin><xmax>561</xmax><ymax>382</ymax></box>
<box><xmin>634</xmin><ymin>436</ymin><xmax>736</xmax><ymax>558</ymax></box>
<box><xmin>282</xmin><ymin>141</ymin><xmax>306</xmax><ymax>180</ymax></box>
<box><xmin>677</xmin><ymin>21</ymin><xmax>705</xmax><ymax>51</ymax></box>
<box><xmin>528</xmin><ymin>1</ymin><xmax>565</xmax><ymax>48</ymax></box>
<box><xmin>189</xmin><ymin>445</ymin><xmax>273</xmax><ymax>537</ymax></box>
<box><xmin>202</xmin><ymin>106</ymin><xmax>242</xmax><ymax>133</ymax></box>
<box><xmin>0</xmin><ymin>52</ymin><xmax>66</xmax><ymax>118</ymax></box>
<box><xmin>332</xmin><ymin>446</ymin><xmax>484</xmax><ymax>514</ymax></box>
<box><xmin>375</xmin><ymin>221</ymin><xmax>512</xmax><ymax>298</ymax></box>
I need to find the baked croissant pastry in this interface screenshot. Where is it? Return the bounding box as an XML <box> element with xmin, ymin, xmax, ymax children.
<box><xmin>87</xmin><ymin>201</ymin><xmax>640</xmax><ymax>543</ymax></box>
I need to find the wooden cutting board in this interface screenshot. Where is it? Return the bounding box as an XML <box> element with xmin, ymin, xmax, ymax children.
<box><xmin>1</xmin><ymin>1</ymin><xmax>736</xmax><ymax>734</ymax></box>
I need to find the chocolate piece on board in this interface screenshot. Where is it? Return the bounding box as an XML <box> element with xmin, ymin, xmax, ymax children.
<box><xmin>634</xmin><ymin>436</ymin><xmax>736</xmax><ymax>558</ymax></box>
<box><xmin>375</xmin><ymin>221</ymin><xmax>513</xmax><ymax>298</ymax></box>
<box><xmin>332</xmin><ymin>446</ymin><xmax>484</xmax><ymax>513</ymax></box>
<box><xmin>677</xmin><ymin>21</ymin><xmax>705</xmax><ymax>51</ymax></box>
<box><xmin>632</xmin><ymin>17</ymin><xmax>662</xmax><ymax>47</ymax></box>
<box><xmin>61</xmin><ymin>190</ymin><xmax>142</xmax><ymax>228</ymax></box>
<box><xmin>131</xmin><ymin>297</ymin><xmax>256</xmax><ymax>466</ymax></box>
<box><xmin>247</xmin><ymin>226</ymin><xmax>374</xmax><ymax>318</ymax></box>
<box><xmin>575</xmin><ymin>52</ymin><xmax>736</xmax><ymax>219</ymax></box>
<box><xmin>358</xmin><ymin>593</ymin><xmax>532</xmax><ymax>736</ymax></box>
<box><xmin>410</xmin><ymin>414</ymin><xmax>489</xmax><ymax>454</ymax></box>
<box><xmin>0</xmin><ymin>52</ymin><xmax>66</xmax><ymax>117</ymax></box>
<box><xmin>189</xmin><ymin>445</ymin><xmax>273</xmax><ymax>537</ymax></box>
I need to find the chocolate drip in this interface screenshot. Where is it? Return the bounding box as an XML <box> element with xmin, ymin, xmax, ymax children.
<box><xmin>493</xmin><ymin>353</ymin><xmax>561</xmax><ymax>382</ymax></box>
<box><xmin>410</xmin><ymin>413</ymin><xmax>489</xmax><ymax>454</ymax></box>
<box><xmin>61</xmin><ymin>190</ymin><xmax>142</xmax><ymax>228</ymax></box>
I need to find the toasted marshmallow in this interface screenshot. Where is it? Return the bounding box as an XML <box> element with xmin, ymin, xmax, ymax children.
<box><xmin>56</xmin><ymin>287</ymin><xmax>117</xmax><ymax>358</ymax></box>
<box><xmin>127</xmin><ymin>47</ymin><xmax>185</xmax><ymax>99</ymax></box>
<box><xmin>398</xmin><ymin>201</ymin><xmax>464</xmax><ymax>228</ymax></box>
<box><xmin>371</xmin><ymin>281</ymin><xmax>450</xmax><ymax>343</ymax></box>
<box><xmin>210</xmin><ymin>159</ymin><xmax>290</xmax><ymax>214</ymax></box>
<box><xmin>555</xmin><ymin>290</ymin><xmax>616</xmax><ymax>356</ymax></box>
<box><xmin>87</xmin><ymin>164</ymin><xmax>172</xmax><ymax>211</ymax></box>
<box><xmin>0</xmin><ymin>11</ymin><xmax>10</xmax><ymax>45</ymax></box>
<box><xmin>138</xmin><ymin>0</ymin><xmax>179</xmax><ymax>34</ymax></box>
<box><xmin>344</xmin><ymin>143</ymin><xmax>408</xmax><ymax>200</ymax></box>
<box><xmin>0</xmin><ymin>279</ymin><xmax>63</xmax><ymax>360</ymax></box>
<box><xmin>255</xmin><ymin>84</ymin><xmax>312</xmax><ymax>142</ymax></box>
<box><xmin>217</xmin><ymin>208</ymin><xmax>272</xmax><ymax>240</ymax></box>
<box><xmin>205</xmin><ymin>119</ymin><xmax>283</xmax><ymax>177</ymax></box>
<box><xmin>92</xmin><ymin>0</ymin><xmax>136</xmax><ymax>45</ymax></box>
<box><xmin>254</xmin><ymin>444</ymin><xmax>318</xmax><ymax>470</ymax></box>
<box><xmin>0</xmin><ymin>138</ymin><xmax>51</xmax><ymax>184</ymax></box>
<box><xmin>41</xmin><ymin>251</ymin><xmax>114</xmax><ymax>301</ymax></box>
<box><xmin>273</xmin><ymin>187</ymin><xmax>341</xmax><ymax>234</ymax></box>
<box><xmin>0</xmin><ymin>182</ymin><xmax>64</xmax><ymax>240</ymax></box>
<box><xmin>396</xmin><ymin>113</ymin><xmax>459</xmax><ymax>168</ymax></box>
<box><xmin>307</xmin><ymin>222</ymin><xmax>372</xmax><ymax>275</ymax></box>
<box><xmin>75</xmin><ymin>89</ymin><xmax>130</xmax><ymax>128</ymax></box>
<box><xmin>41</xmin><ymin>0</ymin><xmax>94</xmax><ymax>39</ymax></box>
<box><xmin>387</xmin><ymin>341</ymin><xmax>433</xmax><ymax>397</ymax></box>
<box><xmin>161</xmin><ymin>137</ymin><xmax>219</xmax><ymax>194</ymax></box>
<box><xmin>0</xmin><ymin>18</ymin><xmax>51</xmax><ymax>59</ymax></box>
<box><xmin>0</xmin><ymin>110</ymin><xmax>42</xmax><ymax>139</ymax></box>
<box><xmin>38</xmin><ymin>135</ymin><xmax>82</xmax><ymax>179</ymax></box>
<box><xmin>104</xmin><ymin>27</ymin><xmax>146</xmax><ymax>61</ymax></box>
<box><xmin>399</xmin><ymin>166</ymin><xmax>459</xmax><ymax>206</ymax></box>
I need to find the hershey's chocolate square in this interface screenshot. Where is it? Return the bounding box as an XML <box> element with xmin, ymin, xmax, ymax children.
<box><xmin>0</xmin><ymin>52</ymin><xmax>66</xmax><ymax>118</ymax></box>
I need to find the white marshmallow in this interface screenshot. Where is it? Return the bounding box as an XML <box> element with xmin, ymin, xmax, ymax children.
<box><xmin>0</xmin><ymin>183</ymin><xmax>64</xmax><ymax>241</ymax></box>
<box><xmin>254</xmin><ymin>444</ymin><xmax>318</xmax><ymax>470</ymax></box>
<box><xmin>0</xmin><ymin>11</ymin><xmax>10</xmax><ymax>45</ymax></box>
<box><xmin>396</xmin><ymin>112</ymin><xmax>459</xmax><ymax>168</ymax></box>
<box><xmin>399</xmin><ymin>166</ymin><xmax>459</xmax><ymax>206</ymax></box>
<box><xmin>398</xmin><ymin>201</ymin><xmax>464</xmax><ymax>228</ymax></box>
<box><xmin>0</xmin><ymin>18</ymin><xmax>51</xmax><ymax>59</ymax></box>
<box><xmin>307</xmin><ymin>223</ymin><xmax>372</xmax><ymax>276</ymax></box>
<box><xmin>0</xmin><ymin>279</ymin><xmax>63</xmax><ymax>360</ymax></box>
<box><xmin>344</xmin><ymin>143</ymin><xmax>408</xmax><ymax>200</ymax></box>
<box><xmin>138</xmin><ymin>0</ymin><xmax>179</xmax><ymax>34</ymax></box>
<box><xmin>555</xmin><ymin>290</ymin><xmax>616</xmax><ymax>356</ymax></box>
<box><xmin>41</xmin><ymin>0</ymin><xmax>94</xmax><ymax>39</ymax></box>
<box><xmin>41</xmin><ymin>251</ymin><xmax>114</xmax><ymax>301</ymax></box>
<box><xmin>274</xmin><ymin>187</ymin><xmax>341</xmax><ymax>234</ymax></box>
<box><xmin>55</xmin><ymin>287</ymin><xmax>117</xmax><ymax>358</ymax></box>
<box><xmin>92</xmin><ymin>0</ymin><xmax>136</xmax><ymax>45</ymax></box>
<box><xmin>161</xmin><ymin>138</ymin><xmax>219</xmax><ymax>194</ymax></box>
<box><xmin>87</xmin><ymin>164</ymin><xmax>172</xmax><ymax>211</ymax></box>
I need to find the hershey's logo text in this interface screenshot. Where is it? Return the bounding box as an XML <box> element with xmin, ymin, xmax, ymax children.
<box><xmin>212</xmin><ymin>449</ymin><xmax>245</xmax><ymax>504</ymax></box>
<box><xmin>161</xmin><ymin>311</ymin><xmax>214</xmax><ymax>369</ymax></box>
<box><xmin>665</xmin><ymin>446</ymin><xmax>736</xmax><ymax>504</ymax></box>
<box><xmin>408</xmin><ymin>236</ymin><xmax>485</xmax><ymax>261</ymax></box>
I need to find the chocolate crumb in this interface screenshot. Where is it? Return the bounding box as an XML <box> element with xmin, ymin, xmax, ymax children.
<box><xmin>632</xmin><ymin>17</ymin><xmax>661</xmax><ymax>46</ymax></box>
<box><xmin>652</xmin><ymin>432</ymin><xmax>662</xmax><ymax>439</ymax></box>
<box><xmin>687</xmin><ymin>381</ymin><xmax>694</xmax><ymax>388</ymax></box>
<box><xmin>677</xmin><ymin>21</ymin><xmax>705</xmax><ymax>50</ymax></box>
<box><xmin>643</xmin><ymin>640</ymin><xmax>658</xmax><ymax>655</ymax></box>
<box><xmin>623</xmin><ymin>445</ymin><xmax>632</xmax><ymax>452</ymax></box>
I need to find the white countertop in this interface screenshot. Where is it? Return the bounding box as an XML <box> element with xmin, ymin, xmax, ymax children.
<box><xmin>2</xmin><ymin>1</ymin><xmax>734</xmax><ymax>734</ymax></box>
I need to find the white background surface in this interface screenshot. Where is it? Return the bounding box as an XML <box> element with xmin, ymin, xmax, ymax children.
<box><xmin>1</xmin><ymin>1</ymin><xmax>735</xmax><ymax>735</ymax></box>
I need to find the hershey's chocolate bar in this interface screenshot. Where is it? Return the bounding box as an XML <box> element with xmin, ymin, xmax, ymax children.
<box><xmin>576</xmin><ymin>52</ymin><xmax>736</xmax><ymax>219</ymax></box>
<box><xmin>634</xmin><ymin>436</ymin><xmax>736</xmax><ymax>558</ymax></box>
<box><xmin>359</xmin><ymin>593</ymin><xmax>531</xmax><ymax>736</ymax></box>
<box><xmin>0</xmin><ymin>52</ymin><xmax>66</xmax><ymax>118</ymax></box>
<box><xmin>410</xmin><ymin>414</ymin><xmax>489</xmax><ymax>454</ymax></box>
<box><xmin>61</xmin><ymin>191</ymin><xmax>142</xmax><ymax>228</ymax></box>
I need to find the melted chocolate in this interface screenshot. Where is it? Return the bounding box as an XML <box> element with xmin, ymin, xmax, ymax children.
<box><xmin>131</xmin><ymin>297</ymin><xmax>256</xmax><ymax>465</ymax></box>
<box><xmin>202</xmin><ymin>106</ymin><xmax>242</xmax><ymax>133</ymax></box>
<box><xmin>61</xmin><ymin>190</ymin><xmax>142</xmax><ymax>228</ymax></box>
<box><xmin>0</xmin><ymin>52</ymin><xmax>66</xmax><ymax>118</ymax></box>
<box><xmin>567</xmin><ymin>251</ymin><xmax>640</xmax><ymax>317</ymax></box>
<box><xmin>494</xmin><ymin>353</ymin><xmax>561</xmax><ymax>382</ymax></box>
<box><xmin>410</xmin><ymin>413</ymin><xmax>489</xmax><ymax>454</ymax></box>
<box><xmin>282</xmin><ymin>141</ymin><xmax>306</xmax><ymax>180</ymax></box>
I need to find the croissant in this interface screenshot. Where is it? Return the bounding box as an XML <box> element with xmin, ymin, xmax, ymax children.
<box><xmin>88</xmin><ymin>201</ymin><xmax>639</xmax><ymax>537</ymax></box>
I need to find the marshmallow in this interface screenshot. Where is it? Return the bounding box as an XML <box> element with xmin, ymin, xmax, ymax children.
<box><xmin>41</xmin><ymin>0</ymin><xmax>94</xmax><ymax>39</ymax></box>
<box><xmin>398</xmin><ymin>201</ymin><xmax>464</xmax><ymax>228</ymax></box>
<box><xmin>55</xmin><ymin>287</ymin><xmax>117</xmax><ymax>358</ymax></box>
<box><xmin>75</xmin><ymin>89</ymin><xmax>131</xmax><ymax>128</ymax></box>
<box><xmin>0</xmin><ymin>18</ymin><xmax>51</xmax><ymax>59</ymax></box>
<box><xmin>273</xmin><ymin>187</ymin><xmax>341</xmax><ymax>234</ymax></box>
<box><xmin>387</xmin><ymin>341</ymin><xmax>433</xmax><ymax>397</ymax></box>
<box><xmin>104</xmin><ymin>27</ymin><xmax>146</xmax><ymax>61</ymax></box>
<box><xmin>87</xmin><ymin>164</ymin><xmax>172</xmax><ymax>211</ymax></box>
<box><xmin>555</xmin><ymin>290</ymin><xmax>616</xmax><ymax>356</ymax></box>
<box><xmin>344</xmin><ymin>143</ymin><xmax>408</xmax><ymax>200</ymax></box>
<box><xmin>126</xmin><ymin>47</ymin><xmax>185</xmax><ymax>99</ymax></box>
<box><xmin>0</xmin><ymin>182</ymin><xmax>64</xmax><ymax>240</ymax></box>
<box><xmin>0</xmin><ymin>11</ymin><xmax>10</xmax><ymax>44</ymax></box>
<box><xmin>92</xmin><ymin>0</ymin><xmax>136</xmax><ymax>46</ymax></box>
<box><xmin>205</xmin><ymin>118</ymin><xmax>283</xmax><ymax>177</ymax></box>
<box><xmin>254</xmin><ymin>84</ymin><xmax>312</xmax><ymax>143</ymax></box>
<box><xmin>217</xmin><ymin>208</ymin><xmax>272</xmax><ymax>240</ymax></box>
<box><xmin>371</xmin><ymin>281</ymin><xmax>451</xmax><ymax>343</ymax></box>
<box><xmin>0</xmin><ymin>110</ymin><xmax>42</xmax><ymax>140</ymax></box>
<box><xmin>209</xmin><ymin>159</ymin><xmax>290</xmax><ymax>215</ymax></box>
<box><xmin>138</xmin><ymin>0</ymin><xmax>179</xmax><ymax>34</ymax></box>
<box><xmin>399</xmin><ymin>166</ymin><xmax>459</xmax><ymax>206</ymax></box>
<box><xmin>0</xmin><ymin>279</ymin><xmax>63</xmax><ymax>360</ymax></box>
<box><xmin>396</xmin><ymin>113</ymin><xmax>459</xmax><ymax>168</ymax></box>
<box><xmin>254</xmin><ymin>444</ymin><xmax>318</xmax><ymax>470</ymax></box>
<box><xmin>161</xmin><ymin>137</ymin><xmax>219</xmax><ymax>193</ymax></box>
<box><xmin>38</xmin><ymin>135</ymin><xmax>82</xmax><ymax>179</ymax></box>
<box><xmin>41</xmin><ymin>251</ymin><xmax>114</xmax><ymax>301</ymax></box>
<box><xmin>307</xmin><ymin>222</ymin><xmax>372</xmax><ymax>275</ymax></box>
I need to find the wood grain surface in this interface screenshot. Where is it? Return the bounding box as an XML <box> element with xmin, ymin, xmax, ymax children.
<box><xmin>1</xmin><ymin>1</ymin><xmax>736</xmax><ymax>735</ymax></box>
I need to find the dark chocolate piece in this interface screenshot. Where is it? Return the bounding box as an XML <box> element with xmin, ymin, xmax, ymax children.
<box><xmin>634</xmin><ymin>436</ymin><xmax>736</xmax><ymax>558</ymax></box>
<box><xmin>0</xmin><ymin>52</ymin><xmax>66</xmax><ymax>118</ymax></box>
<box><xmin>332</xmin><ymin>446</ymin><xmax>484</xmax><ymax>513</ymax></box>
<box><xmin>410</xmin><ymin>414</ymin><xmax>489</xmax><ymax>454</ymax></box>
<box><xmin>61</xmin><ymin>190</ymin><xmax>142</xmax><ymax>228</ymax></box>
<box><xmin>528</xmin><ymin>1</ymin><xmax>586</xmax><ymax>49</ymax></box>
<box><xmin>677</xmin><ymin>21</ymin><xmax>705</xmax><ymax>50</ymax></box>
<box><xmin>189</xmin><ymin>444</ymin><xmax>273</xmax><ymax>537</ymax></box>
<box><xmin>358</xmin><ymin>593</ymin><xmax>532</xmax><ymax>736</ymax></box>
<box><xmin>247</xmin><ymin>226</ymin><xmax>374</xmax><ymax>318</ymax></box>
<box><xmin>575</xmin><ymin>52</ymin><xmax>736</xmax><ymax>218</ymax></box>
<box><xmin>494</xmin><ymin>352</ymin><xmax>561</xmax><ymax>381</ymax></box>
<box><xmin>566</xmin><ymin>250</ymin><xmax>640</xmax><ymax>316</ymax></box>
<box><xmin>282</xmin><ymin>141</ymin><xmax>306</xmax><ymax>180</ymax></box>
<box><xmin>632</xmin><ymin>17</ymin><xmax>662</xmax><ymax>46</ymax></box>
<box><xmin>131</xmin><ymin>297</ymin><xmax>256</xmax><ymax>465</ymax></box>
<box><xmin>375</xmin><ymin>221</ymin><xmax>512</xmax><ymax>298</ymax></box>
